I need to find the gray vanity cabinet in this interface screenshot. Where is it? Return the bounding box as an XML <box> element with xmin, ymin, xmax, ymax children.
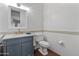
<box><xmin>21</xmin><ymin>37</ymin><xmax>33</xmax><ymax>56</ymax></box>
<box><xmin>2</xmin><ymin>36</ymin><xmax>33</xmax><ymax>56</ymax></box>
<box><xmin>3</xmin><ymin>38</ymin><xmax>22</xmax><ymax>56</ymax></box>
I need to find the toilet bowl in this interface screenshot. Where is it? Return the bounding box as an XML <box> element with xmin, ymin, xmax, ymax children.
<box><xmin>38</xmin><ymin>41</ymin><xmax>49</xmax><ymax>55</ymax></box>
<box><xmin>39</xmin><ymin>41</ymin><xmax>49</xmax><ymax>47</ymax></box>
<box><xmin>35</xmin><ymin>35</ymin><xmax>49</xmax><ymax>55</ymax></box>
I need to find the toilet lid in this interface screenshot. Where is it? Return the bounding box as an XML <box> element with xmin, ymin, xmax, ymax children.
<box><xmin>39</xmin><ymin>41</ymin><xmax>49</xmax><ymax>46</ymax></box>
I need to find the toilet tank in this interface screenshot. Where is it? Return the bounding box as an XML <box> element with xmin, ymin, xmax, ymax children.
<box><xmin>35</xmin><ymin>35</ymin><xmax>44</xmax><ymax>42</ymax></box>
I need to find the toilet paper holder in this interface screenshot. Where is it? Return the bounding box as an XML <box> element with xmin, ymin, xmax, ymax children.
<box><xmin>58</xmin><ymin>40</ymin><xmax>64</xmax><ymax>46</ymax></box>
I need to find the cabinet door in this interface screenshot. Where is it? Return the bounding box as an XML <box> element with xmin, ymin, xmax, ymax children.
<box><xmin>3</xmin><ymin>38</ymin><xmax>21</xmax><ymax>56</ymax></box>
<box><xmin>21</xmin><ymin>36</ymin><xmax>33</xmax><ymax>56</ymax></box>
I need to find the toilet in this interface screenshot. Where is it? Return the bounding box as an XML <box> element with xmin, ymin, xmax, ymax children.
<box><xmin>35</xmin><ymin>35</ymin><xmax>49</xmax><ymax>55</ymax></box>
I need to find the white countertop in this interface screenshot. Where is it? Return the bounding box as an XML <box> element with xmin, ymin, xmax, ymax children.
<box><xmin>3</xmin><ymin>34</ymin><xmax>34</xmax><ymax>39</ymax></box>
<box><xmin>0</xmin><ymin>33</ymin><xmax>43</xmax><ymax>43</ymax></box>
<box><xmin>0</xmin><ymin>34</ymin><xmax>34</xmax><ymax>43</ymax></box>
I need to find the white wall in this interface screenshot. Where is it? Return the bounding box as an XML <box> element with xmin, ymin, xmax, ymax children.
<box><xmin>44</xmin><ymin>3</ymin><xmax>79</xmax><ymax>32</ymax></box>
<box><xmin>0</xmin><ymin>3</ymin><xmax>44</xmax><ymax>32</ymax></box>
<box><xmin>43</xmin><ymin>3</ymin><xmax>79</xmax><ymax>56</ymax></box>
<box><xmin>0</xmin><ymin>3</ymin><xmax>11</xmax><ymax>32</ymax></box>
<box><xmin>23</xmin><ymin>3</ymin><xmax>44</xmax><ymax>31</ymax></box>
<box><xmin>0</xmin><ymin>4</ymin><xmax>26</xmax><ymax>32</ymax></box>
<box><xmin>44</xmin><ymin>32</ymin><xmax>79</xmax><ymax>56</ymax></box>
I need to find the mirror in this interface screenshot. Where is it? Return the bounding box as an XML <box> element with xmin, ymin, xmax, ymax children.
<box><xmin>8</xmin><ymin>6</ymin><xmax>27</xmax><ymax>29</ymax></box>
<box><xmin>11</xmin><ymin>9</ymin><xmax>20</xmax><ymax>27</ymax></box>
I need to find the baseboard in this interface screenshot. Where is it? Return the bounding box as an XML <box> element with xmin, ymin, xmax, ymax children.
<box><xmin>48</xmin><ymin>48</ymin><xmax>62</xmax><ymax>56</ymax></box>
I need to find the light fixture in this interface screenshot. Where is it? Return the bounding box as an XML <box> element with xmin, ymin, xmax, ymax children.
<box><xmin>18</xmin><ymin>5</ymin><xmax>30</xmax><ymax>13</ymax></box>
<box><xmin>5</xmin><ymin>3</ymin><xmax>30</xmax><ymax>13</ymax></box>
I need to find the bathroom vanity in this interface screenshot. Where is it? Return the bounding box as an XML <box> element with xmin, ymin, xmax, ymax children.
<box><xmin>0</xmin><ymin>34</ymin><xmax>34</xmax><ymax>56</ymax></box>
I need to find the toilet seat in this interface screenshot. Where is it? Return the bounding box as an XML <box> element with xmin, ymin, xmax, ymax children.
<box><xmin>39</xmin><ymin>41</ymin><xmax>49</xmax><ymax>47</ymax></box>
